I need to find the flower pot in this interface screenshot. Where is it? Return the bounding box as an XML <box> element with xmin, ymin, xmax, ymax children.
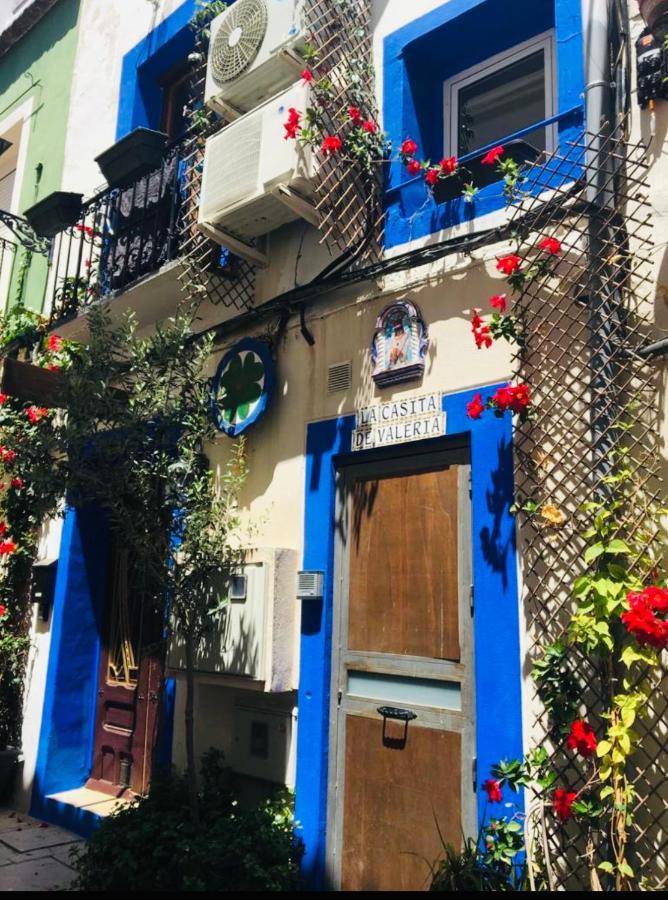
<box><xmin>95</xmin><ymin>128</ymin><xmax>168</xmax><ymax>189</ymax></box>
<box><xmin>24</xmin><ymin>192</ymin><xmax>83</xmax><ymax>239</ymax></box>
<box><xmin>0</xmin><ymin>748</ymin><xmax>19</xmax><ymax>804</ymax></box>
<box><xmin>638</xmin><ymin>0</ymin><xmax>668</xmax><ymax>36</ymax></box>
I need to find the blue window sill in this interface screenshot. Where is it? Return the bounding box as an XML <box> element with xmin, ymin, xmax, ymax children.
<box><xmin>383</xmin><ymin>105</ymin><xmax>584</xmax><ymax>250</ymax></box>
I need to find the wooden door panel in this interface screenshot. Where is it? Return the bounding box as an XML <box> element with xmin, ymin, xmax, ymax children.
<box><xmin>348</xmin><ymin>468</ymin><xmax>460</xmax><ymax>660</ymax></box>
<box><xmin>341</xmin><ymin>714</ymin><xmax>462</xmax><ymax>892</ymax></box>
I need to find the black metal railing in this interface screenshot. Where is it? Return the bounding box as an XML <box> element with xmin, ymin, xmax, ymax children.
<box><xmin>0</xmin><ymin>234</ymin><xmax>18</xmax><ymax>310</ymax></box>
<box><xmin>48</xmin><ymin>140</ymin><xmax>185</xmax><ymax>325</ymax></box>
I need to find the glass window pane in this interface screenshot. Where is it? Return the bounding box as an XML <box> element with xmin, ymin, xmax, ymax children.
<box><xmin>457</xmin><ymin>50</ymin><xmax>546</xmax><ymax>155</ymax></box>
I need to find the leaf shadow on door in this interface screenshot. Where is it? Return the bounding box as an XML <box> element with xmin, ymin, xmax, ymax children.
<box><xmin>479</xmin><ymin>435</ymin><xmax>515</xmax><ymax>590</ymax></box>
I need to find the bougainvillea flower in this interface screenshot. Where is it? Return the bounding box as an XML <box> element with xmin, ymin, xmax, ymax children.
<box><xmin>320</xmin><ymin>135</ymin><xmax>343</xmax><ymax>156</ymax></box>
<box><xmin>538</xmin><ymin>236</ymin><xmax>562</xmax><ymax>255</ymax></box>
<box><xmin>300</xmin><ymin>68</ymin><xmax>313</xmax><ymax>83</ymax></box>
<box><xmin>362</xmin><ymin>119</ymin><xmax>377</xmax><ymax>134</ymax></box>
<box><xmin>492</xmin><ymin>383</ymin><xmax>531</xmax><ymax>415</ymax></box>
<box><xmin>496</xmin><ymin>254</ymin><xmax>522</xmax><ymax>276</ymax></box>
<box><xmin>10</xmin><ymin>478</ymin><xmax>23</xmax><ymax>490</ymax></box>
<box><xmin>0</xmin><ymin>604</ymin><xmax>5</xmax><ymax>618</ymax></box>
<box><xmin>621</xmin><ymin>586</ymin><xmax>668</xmax><ymax>650</ymax></box>
<box><xmin>482</xmin><ymin>779</ymin><xmax>503</xmax><ymax>803</ymax></box>
<box><xmin>0</xmin><ymin>523</ymin><xmax>7</xmax><ymax>537</ymax></box>
<box><xmin>481</xmin><ymin>145</ymin><xmax>504</xmax><ymax>165</ymax></box>
<box><xmin>1</xmin><ymin>449</ymin><xmax>16</xmax><ymax>464</ymax></box>
<box><xmin>439</xmin><ymin>156</ymin><xmax>457</xmax><ymax>175</ymax></box>
<box><xmin>425</xmin><ymin>168</ymin><xmax>440</xmax><ymax>186</ymax></box>
<box><xmin>400</xmin><ymin>138</ymin><xmax>418</xmax><ymax>158</ymax></box>
<box><xmin>466</xmin><ymin>393</ymin><xmax>486</xmax><ymax>420</ymax></box>
<box><xmin>47</xmin><ymin>334</ymin><xmax>63</xmax><ymax>353</ymax></box>
<box><xmin>406</xmin><ymin>159</ymin><xmax>422</xmax><ymax>176</ymax></box>
<box><xmin>283</xmin><ymin>107</ymin><xmax>302</xmax><ymax>140</ymax></box>
<box><xmin>565</xmin><ymin>720</ymin><xmax>598</xmax><ymax>757</ymax></box>
<box><xmin>47</xmin><ymin>363</ymin><xmax>60</xmax><ymax>372</ymax></box>
<box><xmin>0</xmin><ymin>541</ymin><xmax>17</xmax><ymax>556</ymax></box>
<box><xmin>26</xmin><ymin>406</ymin><xmax>49</xmax><ymax>425</ymax></box>
<box><xmin>553</xmin><ymin>789</ymin><xmax>577</xmax><ymax>821</ymax></box>
<box><xmin>0</xmin><ymin>393</ymin><xmax>8</xmax><ymax>405</ymax></box>
<box><xmin>489</xmin><ymin>294</ymin><xmax>507</xmax><ymax>313</ymax></box>
<box><xmin>473</xmin><ymin>325</ymin><xmax>493</xmax><ymax>349</ymax></box>
<box><xmin>348</xmin><ymin>106</ymin><xmax>362</xmax><ymax>125</ymax></box>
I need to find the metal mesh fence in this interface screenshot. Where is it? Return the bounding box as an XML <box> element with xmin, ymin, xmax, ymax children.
<box><xmin>506</xmin><ymin>122</ymin><xmax>666</xmax><ymax>889</ymax></box>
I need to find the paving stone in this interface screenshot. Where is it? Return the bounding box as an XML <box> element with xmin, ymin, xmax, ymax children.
<box><xmin>0</xmin><ymin>856</ymin><xmax>75</xmax><ymax>891</ymax></box>
<box><xmin>49</xmin><ymin>841</ymin><xmax>84</xmax><ymax>868</ymax></box>
<box><xmin>0</xmin><ymin>824</ymin><xmax>77</xmax><ymax>853</ymax></box>
<box><xmin>0</xmin><ymin>810</ymin><xmax>39</xmax><ymax>834</ymax></box>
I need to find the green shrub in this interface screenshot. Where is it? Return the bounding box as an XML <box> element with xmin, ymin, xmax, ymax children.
<box><xmin>70</xmin><ymin>751</ymin><xmax>303</xmax><ymax>892</ymax></box>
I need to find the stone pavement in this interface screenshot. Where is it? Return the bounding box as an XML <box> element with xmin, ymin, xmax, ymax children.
<box><xmin>0</xmin><ymin>809</ymin><xmax>82</xmax><ymax>891</ymax></box>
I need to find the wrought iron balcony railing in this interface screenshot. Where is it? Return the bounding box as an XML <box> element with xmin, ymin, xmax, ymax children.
<box><xmin>47</xmin><ymin>140</ymin><xmax>185</xmax><ymax>326</ymax></box>
<box><xmin>0</xmin><ymin>233</ymin><xmax>19</xmax><ymax>311</ymax></box>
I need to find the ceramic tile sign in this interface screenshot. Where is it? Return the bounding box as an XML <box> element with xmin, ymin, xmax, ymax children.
<box><xmin>210</xmin><ymin>337</ymin><xmax>275</xmax><ymax>437</ymax></box>
<box><xmin>371</xmin><ymin>300</ymin><xmax>428</xmax><ymax>387</ymax></box>
<box><xmin>351</xmin><ymin>393</ymin><xmax>445</xmax><ymax>451</ymax></box>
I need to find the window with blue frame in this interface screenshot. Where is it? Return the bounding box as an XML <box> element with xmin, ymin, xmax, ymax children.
<box><xmin>383</xmin><ymin>0</ymin><xmax>584</xmax><ymax>250</ymax></box>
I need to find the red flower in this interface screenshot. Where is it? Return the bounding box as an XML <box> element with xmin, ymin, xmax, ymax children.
<box><xmin>0</xmin><ymin>604</ymin><xmax>5</xmax><ymax>618</ymax></box>
<box><xmin>321</xmin><ymin>135</ymin><xmax>343</xmax><ymax>156</ymax></box>
<box><xmin>300</xmin><ymin>68</ymin><xmax>313</xmax><ymax>83</ymax></box>
<box><xmin>496</xmin><ymin>254</ymin><xmax>522</xmax><ymax>276</ymax></box>
<box><xmin>75</xmin><ymin>224</ymin><xmax>95</xmax><ymax>238</ymax></box>
<box><xmin>406</xmin><ymin>159</ymin><xmax>421</xmax><ymax>176</ymax></box>
<box><xmin>47</xmin><ymin>363</ymin><xmax>60</xmax><ymax>372</ymax></box>
<box><xmin>553</xmin><ymin>788</ymin><xmax>577</xmax><ymax>822</ymax></box>
<box><xmin>481</xmin><ymin>145</ymin><xmax>504</xmax><ymax>165</ymax></box>
<box><xmin>538</xmin><ymin>236</ymin><xmax>562</xmax><ymax>255</ymax></box>
<box><xmin>473</xmin><ymin>325</ymin><xmax>492</xmax><ymax>349</ymax></box>
<box><xmin>348</xmin><ymin>106</ymin><xmax>362</xmax><ymax>125</ymax></box>
<box><xmin>0</xmin><ymin>541</ymin><xmax>17</xmax><ymax>556</ymax></box>
<box><xmin>0</xmin><ymin>523</ymin><xmax>7</xmax><ymax>537</ymax></box>
<box><xmin>362</xmin><ymin>119</ymin><xmax>377</xmax><ymax>134</ymax></box>
<box><xmin>491</xmin><ymin>383</ymin><xmax>531</xmax><ymax>415</ymax></box>
<box><xmin>489</xmin><ymin>294</ymin><xmax>507</xmax><ymax>313</ymax></box>
<box><xmin>10</xmin><ymin>478</ymin><xmax>23</xmax><ymax>490</ymax></box>
<box><xmin>439</xmin><ymin>156</ymin><xmax>457</xmax><ymax>175</ymax></box>
<box><xmin>621</xmin><ymin>586</ymin><xmax>668</xmax><ymax>650</ymax></box>
<box><xmin>566</xmin><ymin>720</ymin><xmax>598</xmax><ymax>757</ymax></box>
<box><xmin>482</xmin><ymin>779</ymin><xmax>503</xmax><ymax>803</ymax></box>
<box><xmin>47</xmin><ymin>334</ymin><xmax>63</xmax><ymax>353</ymax></box>
<box><xmin>425</xmin><ymin>168</ymin><xmax>440</xmax><ymax>186</ymax></box>
<box><xmin>466</xmin><ymin>393</ymin><xmax>486</xmax><ymax>420</ymax></box>
<box><xmin>27</xmin><ymin>406</ymin><xmax>49</xmax><ymax>425</ymax></box>
<box><xmin>283</xmin><ymin>107</ymin><xmax>302</xmax><ymax>140</ymax></box>
<box><xmin>400</xmin><ymin>138</ymin><xmax>418</xmax><ymax>158</ymax></box>
<box><xmin>0</xmin><ymin>393</ymin><xmax>8</xmax><ymax>405</ymax></box>
<box><xmin>1</xmin><ymin>449</ymin><xmax>16</xmax><ymax>464</ymax></box>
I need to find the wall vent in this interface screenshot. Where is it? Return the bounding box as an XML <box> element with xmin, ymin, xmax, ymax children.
<box><xmin>327</xmin><ymin>360</ymin><xmax>352</xmax><ymax>394</ymax></box>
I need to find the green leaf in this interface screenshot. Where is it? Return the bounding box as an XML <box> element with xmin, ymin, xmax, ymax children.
<box><xmin>598</xmin><ymin>861</ymin><xmax>614</xmax><ymax>874</ymax></box>
<box><xmin>605</xmin><ymin>539</ymin><xmax>631</xmax><ymax>555</ymax></box>
<box><xmin>596</xmin><ymin>740</ymin><xmax>612</xmax><ymax>758</ymax></box>
<box><xmin>584</xmin><ymin>543</ymin><xmax>605</xmax><ymax>563</ymax></box>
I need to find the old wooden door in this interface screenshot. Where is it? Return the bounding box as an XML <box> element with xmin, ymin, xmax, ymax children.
<box><xmin>328</xmin><ymin>445</ymin><xmax>476</xmax><ymax>891</ymax></box>
<box><xmin>87</xmin><ymin>546</ymin><xmax>163</xmax><ymax>797</ymax></box>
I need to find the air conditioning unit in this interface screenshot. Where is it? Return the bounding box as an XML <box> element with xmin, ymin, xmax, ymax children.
<box><xmin>167</xmin><ymin>548</ymin><xmax>299</xmax><ymax>692</ymax></box>
<box><xmin>205</xmin><ymin>0</ymin><xmax>307</xmax><ymax>117</ymax></box>
<box><xmin>198</xmin><ymin>82</ymin><xmax>318</xmax><ymax>250</ymax></box>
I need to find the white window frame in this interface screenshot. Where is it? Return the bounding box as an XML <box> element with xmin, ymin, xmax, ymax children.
<box><xmin>443</xmin><ymin>29</ymin><xmax>557</xmax><ymax>159</ymax></box>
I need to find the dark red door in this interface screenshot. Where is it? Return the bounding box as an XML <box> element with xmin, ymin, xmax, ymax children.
<box><xmin>87</xmin><ymin>546</ymin><xmax>163</xmax><ymax>797</ymax></box>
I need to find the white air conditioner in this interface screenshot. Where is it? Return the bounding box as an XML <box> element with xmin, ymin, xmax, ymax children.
<box><xmin>167</xmin><ymin>548</ymin><xmax>299</xmax><ymax>692</ymax></box>
<box><xmin>198</xmin><ymin>82</ymin><xmax>317</xmax><ymax>249</ymax></box>
<box><xmin>205</xmin><ymin>0</ymin><xmax>306</xmax><ymax>117</ymax></box>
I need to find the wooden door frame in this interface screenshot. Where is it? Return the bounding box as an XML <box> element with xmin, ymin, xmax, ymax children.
<box><xmin>325</xmin><ymin>439</ymin><xmax>477</xmax><ymax>888</ymax></box>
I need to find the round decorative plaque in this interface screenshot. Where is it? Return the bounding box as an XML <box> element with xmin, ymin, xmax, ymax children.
<box><xmin>210</xmin><ymin>338</ymin><xmax>275</xmax><ymax>437</ymax></box>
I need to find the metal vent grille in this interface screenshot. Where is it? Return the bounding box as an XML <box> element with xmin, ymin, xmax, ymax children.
<box><xmin>200</xmin><ymin>112</ymin><xmax>263</xmax><ymax>221</ymax></box>
<box><xmin>297</xmin><ymin>571</ymin><xmax>323</xmax><ymax>599</ymax></box>
<box><xmin>327</xmin><ymin>360</ymin><xmax>352</xmax><ymax>393</ymax></box>
<box><xmin>211</xmin><ymin>0</ymin><xmax>268</xmax><ymax>85</ymax></box>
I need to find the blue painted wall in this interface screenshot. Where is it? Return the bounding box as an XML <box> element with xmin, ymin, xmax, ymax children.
<box><xmin>116</xmin><ymin>0</ymin><xmax>197</xmax><ymax>139</ymax></box>
<box><xmin>295</xmin><ymin>386</ymin><xmax>524</xmax><ymax>887</ymax></box>
<box><xmin>31</xmin><ymin>506</ymin><xmax>110</xmax><ymax>835</ymax></box>
<box><xmin>383</xmin><ymin>0</ymin><xmax>584</xmax><ymax>248</ymax></box>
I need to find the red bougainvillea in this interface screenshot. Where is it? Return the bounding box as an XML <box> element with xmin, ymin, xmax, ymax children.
<box><xmin>538</xmin><ymin>236</ymin><xmax>562</xmax><ymax>255</ymax></box>
<box><xmin>440</xmin><ymin>155</ymin><xmax>457</xmax><ymax>175</ymax></box>
<box><xmin>26</xmin><ymin>406</ymin><xmax>49</xmax><ymax>425</ymax></box>
<box><xmin>481</xmin><ymin>145</ymin><xmax>504</xmax><ymax>165</ymax></box>
<box><xmin>400</xmin><ymin>138</ymin><xmax>418</xmax><ymax>158</ymax></box>
<box><xmin>466</xmin><ymin>393</ymin><xmax>486</xmax><ymax>420</ymax></box>
<box><xmin>471</xmin><ymin>310</ymin><xmax>492</xmax><ymax>349</ymax></box>
<box><xmin>621</xmin><ymin>586</ymin><xmax>668</xmax><ymax>651</ymax></box>
<box><xmin>566</xmin><ymin>720</ymin><xmax>598</xmax><ymax>758</ymax></box>
<box><xmin>496</xmin><ymin>254</ymin><xmax>522</xmax><ymax>276</ymax></box>
<box><xmin>466</xmin><ymin>383</ymin><xmax>531</xmax><ymax>420</ymax></box>
<box><xmin>283</xmin><ymin>107</ymin><xmax>302</xmax><ymax>140</ymax></box>
<box><xmin>553</xmin><ymin>789</ymin><xmax>577</xmax><ymax>822</ymax></box>
<box><xmin>489</xmin><ymin>294</ymin><xmax>507</xmax><ymax>313</ymax></box>
<box><xmin>320</xmin><ymin>135</ymin><xmax>343</xmax><ymax>156</ymax></box>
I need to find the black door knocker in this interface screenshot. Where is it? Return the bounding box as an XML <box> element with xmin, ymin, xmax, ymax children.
<box><xmin>377</xmin><ymin>706</ymin><xmax>417</xmax><ymax>750</ymax></box>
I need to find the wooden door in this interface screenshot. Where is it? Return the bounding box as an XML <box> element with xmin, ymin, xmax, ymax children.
<box><xmin>328</xmin><ymin>447</ymin><xmax>476</xmax><ymax>891</ymax></box>
<box><xmin>87</xmin><ymin>546</ymin><xmax>163</xmax><ymax>797</ymax></box>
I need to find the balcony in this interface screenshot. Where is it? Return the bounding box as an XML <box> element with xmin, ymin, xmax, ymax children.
<box><xmin>47</xmin><ymin>141</ymin><xmax>185</xmax><ymax>334</ymax></box>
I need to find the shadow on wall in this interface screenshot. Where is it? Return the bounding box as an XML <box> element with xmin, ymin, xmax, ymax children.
<box><xmin>480</xmin><ymin>434</ymin><xmax>515</xmax><ymax>590</ymax></box>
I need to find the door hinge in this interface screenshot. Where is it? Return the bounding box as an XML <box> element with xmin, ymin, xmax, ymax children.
<box><xmin>337</xmin><ymin>690</ymin><xmax>342</xmax><ymax>706</ymax></box>
<box><xmin>468</xmin><ymin>470</ymin><xmax>472</xmax><ymax>499</ymax></box>
<box><xmin>472</xmin><ymin>756</ymin><xmax>477</xmax><ymax>791</ymax></box>
<box><xmin>469</xmin><ymin>584</ymin><xmax>474</xmax><ymax>616</ymax></box>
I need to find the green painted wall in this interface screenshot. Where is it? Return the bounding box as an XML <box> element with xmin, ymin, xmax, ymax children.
<box><xmin>0</xmin><ymin>0</ymin><xmax>80</xmax><ymax>312</ymax></box>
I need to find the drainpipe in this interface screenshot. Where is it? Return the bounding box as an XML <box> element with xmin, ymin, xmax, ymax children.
<box><xmin>581</xmin><ymin>0</ymin><xmax>618</xmax><ymax>484</ymax></box>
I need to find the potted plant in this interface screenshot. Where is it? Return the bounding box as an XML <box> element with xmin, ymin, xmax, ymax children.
<box><xmin>95</xmin><ymin>127</ymin><xmax>168</xmax><ymax>188</ymax></box>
